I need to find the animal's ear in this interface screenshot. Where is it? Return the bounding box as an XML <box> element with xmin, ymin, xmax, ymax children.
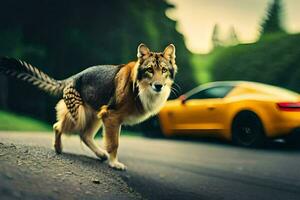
<box><xmin>137</xmin><ymin>43</ymin><xmax>150</xmax><ymax>59</ymax></box>
<box><xmin>163</xmin><ymin>44</ymin><xmax>176</xmax><ymax>61</ymax></box>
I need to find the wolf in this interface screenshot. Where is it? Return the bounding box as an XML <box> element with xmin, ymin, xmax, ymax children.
<box><xmin>0</xmin><ymin>43</ymin><xmax>177</xmax><ymax>170</ymax></box>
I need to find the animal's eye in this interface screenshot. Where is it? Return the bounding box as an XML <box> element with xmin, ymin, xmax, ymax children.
<box><xmin>146</xmin><ymin>68</ymin><xmax>154</xmax><ymax>73</ymax></box>
<box><xmin>162</xmin><ymin>67</ymin><xmax>168</xmax><ymax>73</ymax></box>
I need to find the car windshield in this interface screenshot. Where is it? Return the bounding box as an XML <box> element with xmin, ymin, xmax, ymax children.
<box><xmin>185</xmin><ymin>85</ymin><xmax>235</xmax><ymax>100</ymax></box>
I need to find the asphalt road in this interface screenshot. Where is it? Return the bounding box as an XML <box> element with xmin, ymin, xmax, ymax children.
<box><xmin>1</xmin><ymin>132</ymin><xmax>300</xmax><ymax>200</ymax></box>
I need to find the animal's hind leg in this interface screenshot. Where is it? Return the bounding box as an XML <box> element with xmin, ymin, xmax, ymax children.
<box><xmin>54</xmin><ymin>98</ymin><xmax>77</xmax><ymax>154</ymax></box>
<box><xmin>53</xmin><ymin>122</ymin><xmax>63</xmax><ymax>154</ymax></box>
<box><xmin>80</xmin><ymin>120</ymin><xmax>109</xmax><ymax>161</ymax></box>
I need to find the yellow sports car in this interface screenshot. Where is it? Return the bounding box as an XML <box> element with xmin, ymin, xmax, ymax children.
<box><xmin>157</xmin><ymin>81</ymin><xmax>300</xmax><ymax>147</ymax></box>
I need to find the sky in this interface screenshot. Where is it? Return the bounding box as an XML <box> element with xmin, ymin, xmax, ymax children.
<box><xmin>166</xmin><ymin>0</ymin><xmax>300</xmax><ymax>54</ymax></box>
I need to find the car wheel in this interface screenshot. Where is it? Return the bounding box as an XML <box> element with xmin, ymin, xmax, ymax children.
<box><xmin>140</xmin><ymin>115</ymin><xmax>164</xmax><ymax>138</ymax></box>
<box><xmin>232</xmin><ymin>111</ymin><xmax>265</xmax><ymax>147</ymax></box>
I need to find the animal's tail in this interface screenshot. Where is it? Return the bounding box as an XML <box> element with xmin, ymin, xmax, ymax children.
<box><xmin>0</xmin><ymin>57</ymin><xmax>67</xmax><ymax>96</ymax></box>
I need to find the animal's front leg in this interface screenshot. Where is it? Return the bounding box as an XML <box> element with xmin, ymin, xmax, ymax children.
<box><xmin>80</xmin><ymin>119</ymin><xmax>109</xmax><ymax>161</ymax></box>
<box><xmin>102</xmin><ymin>116</ymin><xmax>126</xmax><ymax>170</ymax></box>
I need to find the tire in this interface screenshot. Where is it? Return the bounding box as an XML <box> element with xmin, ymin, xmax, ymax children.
<box><xmin>232</xmin><ymin>111</ymin><xmax>266</xmax><ymax>147</ymax></box>
<box><xmin>140</xmin><ymin>115</ymin><xmax>164</xmax><ymax>138</ymax></box>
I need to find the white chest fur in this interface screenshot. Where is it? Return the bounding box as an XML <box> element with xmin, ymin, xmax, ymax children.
<box><xmin>123</xmin><ymin>87</ymin><xmax>170</xmax><ymax>125</ymax></box>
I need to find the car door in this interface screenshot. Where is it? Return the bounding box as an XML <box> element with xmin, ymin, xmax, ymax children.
<box><xmin>170</xmin><ymin>86</ymin><xmax>233</xmax><ymax>133</ymax></box>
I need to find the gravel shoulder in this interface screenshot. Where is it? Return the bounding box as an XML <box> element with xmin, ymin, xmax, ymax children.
<box><xmin>0</xmin><ymin>140</ymin><xmax>142</xmax><ymax>200</ymax></box>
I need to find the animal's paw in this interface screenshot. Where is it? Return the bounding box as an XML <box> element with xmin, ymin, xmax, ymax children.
<box><xmin>109</xmin><ymin>161</ymin><xmax>127</xmax><ymax>171</ymax></box>
<box><xmin>96</xmin><ymin>150</ymin><xmax>109</xmax><ymax>161</ymax></box>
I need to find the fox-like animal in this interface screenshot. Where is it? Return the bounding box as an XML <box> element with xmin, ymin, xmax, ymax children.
<box><xmin>0</xmin><ymin>43</ymin><xmax>177</xmax><ymax>170</ymax></box>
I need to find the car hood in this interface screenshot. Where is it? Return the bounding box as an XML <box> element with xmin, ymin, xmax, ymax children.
<box><xmin>162</xmin><ymin>99</ymin><xmax>181</xmax><ymax>108</ymax></box>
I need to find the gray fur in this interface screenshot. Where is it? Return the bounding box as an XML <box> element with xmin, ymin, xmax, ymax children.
<box><xmin>71</xmin><ymin>65</ymin><xmax>123</xmax><ymax>110</ymax></box>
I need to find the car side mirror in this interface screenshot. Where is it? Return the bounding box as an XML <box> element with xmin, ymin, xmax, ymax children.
<box><xmin>179</xmin><ymin>95</ymin><xmax>187</xmax><ymax>104</ymax></box>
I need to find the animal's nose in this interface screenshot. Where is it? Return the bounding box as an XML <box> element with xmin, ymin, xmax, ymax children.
<box><xmin>154</xmin><ymin>84</ymin><xmax>163</xmax><ymax>91</ymax></box>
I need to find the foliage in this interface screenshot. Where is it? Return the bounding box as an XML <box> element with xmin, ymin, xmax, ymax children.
<box><xmin>0</xmin><ymin>0</ymin><xmax>196</xmax><ymax>124</ymax></box>
<box><xmin>211</xmin><ymin>33</ymin><xmax>300</xmax><ymax>93</ymax></box>
<box><xmin>227</xmin><ymin>26</ymin><xmax>239</xmax><ymax>46</ymax></box>
<box><xmin>191</xmin><ymin>47</ymin><xmax>226</xmax><ymax>84</ymax></box>
<box><xmin>211</xmin><ymin>24</ymin><xmax>222</xmax><ymax>49</ymax></box>
<box><xmin>260</xmin><ymin>0</ymin><xmax>285</xmax><ymax>37</ymax></box>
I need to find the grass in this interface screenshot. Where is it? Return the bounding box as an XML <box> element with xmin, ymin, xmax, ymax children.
<box><xmin>121</xmin><ymin>130</ymin><xmax>142</xmax><ymax>137</ymax></box>
<box><xmin>0</xmin><ymin>110</ymin><xmax>51</xmax><ymax>131</ymax></box>
<box><xmin>0</xmin><ymin>110</ymin><xmax>142</xmax><ymax>136</ymax></box>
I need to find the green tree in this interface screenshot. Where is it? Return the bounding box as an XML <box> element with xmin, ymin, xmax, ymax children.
<box><xmin>260</xmin><ymin>0</ymin><xmax>285</xmax><ymax>37</ymax></box>
<box><xmin>211</xmin><ymin>33</ymin><xmax>300</xmax><ymax>94</ymax></box>
<box><xmin>228</xmin><ymin>26</ymin><xmax>239</xmax><ymax>46</ymax></box>
<box><xmin>211</xmin><ymin>24</ymin><xmax>222</xmax><ymax>49</ymax></box>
